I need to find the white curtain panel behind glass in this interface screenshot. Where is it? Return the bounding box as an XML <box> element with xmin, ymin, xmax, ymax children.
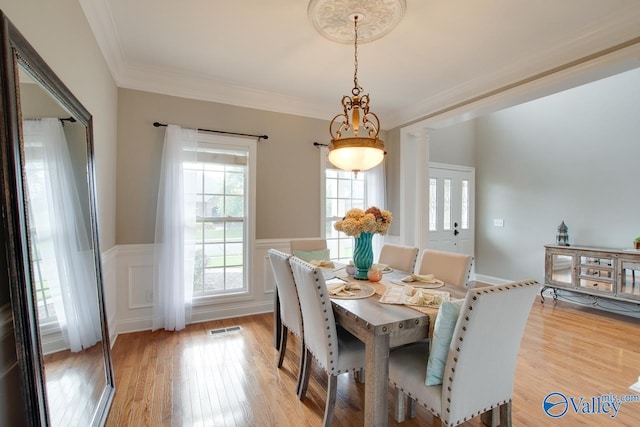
<box><xmin>23</xmin><ymin>118</ymin><xmax>102</xmax><ymax>352</ymax></box>
<box><xmin>152</xmin><ymin>125</ymin><xmax>198</xmax><ymax>331</ymax></box>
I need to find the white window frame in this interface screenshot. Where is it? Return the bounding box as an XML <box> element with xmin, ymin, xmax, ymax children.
<box><xmin>191</xmin><ymin>133</ymin><xmax>256</xmax><ymax>304</ymax></box>
<box><xmin>320</xmin><ymin>148</ymin><xmax>369</xmax><ymax>263</ymax></box>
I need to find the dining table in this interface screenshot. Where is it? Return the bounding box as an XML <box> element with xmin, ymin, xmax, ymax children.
<box><xmin>328</xmin><ymin>268</ymin><xmax>470</xmax><ymax>427</ymax></box>
<box><xmin>271</xmin><ymin>262</ymin><xmax>472</xmax><ymax>427</ymax></box>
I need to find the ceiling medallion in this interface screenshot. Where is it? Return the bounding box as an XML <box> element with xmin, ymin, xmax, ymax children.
<box><xmin>308</xmin><ymin>0</ymin><xmax>407</xmax><ymax>44</ymax></box>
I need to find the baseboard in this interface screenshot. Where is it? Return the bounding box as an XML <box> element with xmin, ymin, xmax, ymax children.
<box><xmin>191</xmin><ymin>301</ymin><xmax>273</xmax><ymax>325</ymax></box>
<box><xmin>116</xmin><ymin>301</ymin><xmax>274</xmax><ymax>335</ymax></box>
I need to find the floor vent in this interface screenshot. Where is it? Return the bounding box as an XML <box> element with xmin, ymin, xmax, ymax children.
<box><xmin>208</xmin><ymin>326</ymin><xmax>242</xmax><ymax>336</ymax></box>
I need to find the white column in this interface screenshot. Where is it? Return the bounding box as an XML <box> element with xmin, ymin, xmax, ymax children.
<box><xmin>399</xmin><ymin>126</ymin><xmax>431</xmax><ymax>251</ymax></box>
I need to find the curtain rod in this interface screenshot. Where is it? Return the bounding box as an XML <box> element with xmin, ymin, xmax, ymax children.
<box><xmin>60</xmin><ymin>116</ymin><xmax>76</xmax><ymax>123</ymax></box>
<box><xmin>153</xmin><ymin>121</ymin><xmax>268</xmax><ymax>142</ymax></box>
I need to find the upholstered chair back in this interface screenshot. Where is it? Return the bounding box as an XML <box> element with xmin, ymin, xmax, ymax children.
<box><xmin>268</xmin><ymin>249</ymin><xmax>302</xmax><ymax>338</ymax></box>
<box><xmin>443</xmin><ymin>281</ymin><xmax>538</xmax><ymax>425</ymax></box>
<box><xmin>378</xmin><ymin>244</ymin><xmax>419</xmax><ymax>273</ymax></box>
<box><xmin>290</xmin><ymin>239</ymin><xmax>327</xmax><ymax>252</ymax></box>
<box><xmin>288</xmin><ymin>257</ymin><xmax>339</xmax><ymax>373</ymax></box>
<box><xmin>417</xmin><ymin>249</ymin><xmax>473</xmax><ymax>288</ymax></box>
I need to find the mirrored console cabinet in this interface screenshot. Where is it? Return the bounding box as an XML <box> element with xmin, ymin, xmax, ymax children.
<box><xmin>544</xmin><ymin>244</ymin><xmax>640</xmax><ymax>310</ymax></box>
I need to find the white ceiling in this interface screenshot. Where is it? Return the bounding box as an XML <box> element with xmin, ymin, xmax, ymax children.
<box><xmin>80</xmin><ymin>0</ymin><xmax>640</xmax><ymax>129</ymax></box>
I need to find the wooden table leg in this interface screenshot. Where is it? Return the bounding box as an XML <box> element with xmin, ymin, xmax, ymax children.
<box><xmin>364</xmin><ymin>332</ymin><xmax>390</xmax><ymax>427</ymax></box>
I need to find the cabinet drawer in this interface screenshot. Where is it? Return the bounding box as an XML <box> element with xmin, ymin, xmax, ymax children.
<box><xmin>578</xmin><ymin>277</ymin><xmax>614</xmax><ymax>293</ymax></box>
<box><xmin>579</xmin><ymin>265</ymin><xmax>613</xmax><ymax>279</ymax></box>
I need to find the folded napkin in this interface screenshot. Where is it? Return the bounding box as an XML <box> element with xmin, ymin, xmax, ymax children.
<box><xmin>401</xmin><ymin>273</ymin><xmax>437</xmax><ymax>283</ymax></box>
<box><xmin>405</xmin><ymin>288</ymin><xmax>447</xmax><ymax>306</ymax></box>
<box><xmin>371</xmin><ymin>263</ymin><xmax>392</xmax><ymax>272</ymax></box>
<box><xmin>327</xmin><ymin>282</ymin><xmax>361</xmax><ymax>296</ymax></box>
<box><xmin>310</xmin><ymin>260</ymin><xmax>335</xmax><ymax>268</ymax></box>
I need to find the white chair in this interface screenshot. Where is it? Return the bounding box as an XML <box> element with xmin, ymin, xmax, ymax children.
<box><xmin>417</xmin><ymin>249</ymin><xmax>473</xmax><ymax>288</ymax></box>
<box><xmin>378</xmin><ymin>243</ymin><xmax>419</xmax><ymax>273</ymax></box>
<box><xmin>290</xmin><ymin>238</ymin><xmax>327</xmax><ymax>253</ymax></box>
<box><xmin>267</xmin><ymin>249</ymin><xmax>305</xmax><ymax>395</ymax></box>
<box><xmin>389</xmin><ymin>280</ymin><xmax>539</xmax><ymax>427</ymax></box>
<box><xmin>289</xmin><ymin>256</ymin><xmax>365</xmax><ymax>427</ymax></box>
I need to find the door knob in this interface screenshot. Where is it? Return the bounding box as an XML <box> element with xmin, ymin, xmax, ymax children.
<box><xmin>454</xmin><ymin>229</ymin><xmax>459</xmax><ymax>236</ymax></box>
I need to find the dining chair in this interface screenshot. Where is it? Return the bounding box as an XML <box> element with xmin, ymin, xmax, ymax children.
<box><xmin>389</xmin><ymin>280</ymin><xmax>539</xmax><ymax>427</ymax></box>
<box><xmin>290</xmin><ymin>238</ymin><xmax>330</xmax><ymax>262</ymax></box>
<box><xmin>417</xmin><ymin>249</ymin><xmax>473</xmax><ymax>288</ymax></box>
<box><xmin>290</xmin><ymin>238</ymin><xmax>327</xmax><ymax>252</ymax></box>
<box><xmin>378</xmin><ymin>243</ymin><xmax>419</xmax><ymax>273</ymax></box>
<box><xmin>288</xmin><ymin>256</ymin><xmax>366</xmax><ymax>427</ymax></box>
<box><xmin>267</xmin><ymin>249</ymin><xmax>305</xmax><ymax>395</ymax></box>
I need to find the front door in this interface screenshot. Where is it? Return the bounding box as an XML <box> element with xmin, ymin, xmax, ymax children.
<box><xmin>427</xmin><ymin>163</ymin><xmax>475</xmax><ymax>257</ymax></box>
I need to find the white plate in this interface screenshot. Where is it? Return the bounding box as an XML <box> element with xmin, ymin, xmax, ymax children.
<box><xmin>328</xmin><ymin>283</ymin><xmax>376</xmax><ymax>299</ymax></box>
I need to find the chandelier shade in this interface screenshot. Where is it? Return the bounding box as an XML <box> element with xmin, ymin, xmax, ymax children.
<box><xmin>327</xmin><ymin>137</ymin><xmax>386</xmax><ymax>171</ymax></box>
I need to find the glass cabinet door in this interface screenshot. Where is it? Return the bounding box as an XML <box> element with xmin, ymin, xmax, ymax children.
<box><xmin>618</xmin><ymin>258</ymin><xmax>640</xmax><ymax>301</ymax></box>
<box><xmin>546</xmin><ymin>251</ymin><xmax>575</xmax><ymax>288</ymax></box>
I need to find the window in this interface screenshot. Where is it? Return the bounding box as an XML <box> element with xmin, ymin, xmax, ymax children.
<box><xmin>429</xmin><ymin>178</ymin><xmax>437</xmax><ymax>231</ymax></box>
<box><xmin>24</xmin><ymin>153</ymin><xmax>58</xmax><ymax>324</ymax></box>
<box><xmin>186</xmin><ymin>134</ymin><xmax>255</xmax><ymax>298</ymax></box>
<box><xmin>461</xmin><ymin>179</ymin><xmax>469</xmax><ymax>230</ymax></box>
<box><xmin>324</xmin><ymin>168</ymin><xmax>366</xmax><ymax>262</ymax></box>
<box><xmin>443</xmin><ymin>178</ymin><xmax>452</xmax><ymax>230</ymax></box>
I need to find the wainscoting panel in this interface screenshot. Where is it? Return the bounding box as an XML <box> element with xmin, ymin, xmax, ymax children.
<box><xmin>113</xmin><ymin>240</ymin><xmax>292</xmax><ymax>335</ymax></box>
<box><xmin>128</xmin><ymin>265</ymin><xmax>153</xmax><ymax>309</ymax></box>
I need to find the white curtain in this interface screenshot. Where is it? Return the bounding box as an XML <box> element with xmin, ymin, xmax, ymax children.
<box><xmin>23</xmin><ymin>118</ymin><xmax>102</xmax><ymax>352</ymax></box>
<box><xmin>152</xmin><ymin>125</ymin><xmax>198</xmax><ymax>331</ymax></box>
<box><xmin>367</xmin><ymin>160</ymin><xmax>387</xmax><ymax>259</ymax></box>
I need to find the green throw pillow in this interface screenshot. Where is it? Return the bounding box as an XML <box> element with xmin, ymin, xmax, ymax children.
<box><xmin>425</xmin><ymin>299</ymin><xmax>464</xmax><ymax>386</ymax></box>
<box><xmin>293</xmin><ymin>248</ymin><xmax>330</xmax><ymax>263</ymax></box>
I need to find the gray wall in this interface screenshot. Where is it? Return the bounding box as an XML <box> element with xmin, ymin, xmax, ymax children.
<box><xmin>116</xmin><ymin>88</ymin><xmax>386</xmax><ymax>243</ymax></box>
<box><xmin>475</xmin><ymin>67</ymin><xmax>640</xmax><ymax>282</ymax></box>
<box><xmin>429</xmin><ymin>120</ymin><xmax>476</xmax><ymax>167</ymax></box>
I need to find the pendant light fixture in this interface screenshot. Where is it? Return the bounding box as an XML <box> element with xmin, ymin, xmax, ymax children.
<box><xmin>308</xmin><ymin>0</ymin><xmax>406</xmax><ymax>174</ymax></box>
<box><xmin>327</xmin><ymin>14</ymin><xmax>385</xmax><ymax>173</ymax></box>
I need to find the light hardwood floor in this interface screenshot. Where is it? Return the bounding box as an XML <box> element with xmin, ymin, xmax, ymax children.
<box><xmin>105</xmin><ymin>297</ymin><xmax>640</xmax><ymax>426</ymax></box>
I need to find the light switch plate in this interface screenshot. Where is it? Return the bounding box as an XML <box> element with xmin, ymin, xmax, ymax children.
<box><xmin>493</xmin><ymin>219</ymin><xmax>504</xmax><ymax>227</ymax></box>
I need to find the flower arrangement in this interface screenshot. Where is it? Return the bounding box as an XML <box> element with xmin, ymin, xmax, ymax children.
<box><xmin>334</xmin><ymin>206</ymin><xmax>392</xmax><ymax>237</ymax></box>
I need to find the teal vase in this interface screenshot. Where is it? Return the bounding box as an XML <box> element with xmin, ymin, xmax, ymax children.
<box><xmin>353</xmin><ymin>232</ymin><xmax>374</xmax><ymax>280</ymax></box>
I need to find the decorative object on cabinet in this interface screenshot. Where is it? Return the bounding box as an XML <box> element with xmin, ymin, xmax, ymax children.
<box><xmin>556</xmin><ymin>220</ymin><xmax>569</xmax><ymax>246</ymax></box>
<box><xmin>543</xmin><ymin>244</ymin><xmax>640</xmax><ymax>315</ymax></box>
<box><xmin>0</xmin><ymin>11</ymin><xmax>114</xmax><ymax>426</ymax></box>
<box><xmin>634</xmin><ymin>237</ymin><xmax>640</xmax><ymax>250</ymax></box>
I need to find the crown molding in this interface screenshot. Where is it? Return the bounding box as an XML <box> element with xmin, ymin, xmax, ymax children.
<box><xmin>117</xmin><ymin>65</ymin><xmax>336</xmax><ymax>120</ymax></box>
<box><xmin>78</xmin><ymin>0</ymin><xmax>127</xmax><ymax>82</ymax></box>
